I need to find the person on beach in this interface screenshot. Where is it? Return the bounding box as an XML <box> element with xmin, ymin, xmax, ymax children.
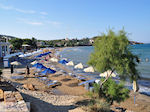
<box><xmin>26</xmin><ymin>65</ymin><xmax>30</xmax><ymax>75</ymax></box>
<box><xmin>10</xmin><ymin>65</ymin><xmax>14</xmax><ymax>74</ymax></box>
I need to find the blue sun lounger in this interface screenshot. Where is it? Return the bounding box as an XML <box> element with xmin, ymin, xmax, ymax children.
<box><xmin>47</xmin><ymin>82</ymin><xmax>56</xmax><ymax>87</ymax></box>
<box><xmin>76</xmin><ymin>76</ymin><xmax>87</xmax><ymax>80</ymax></box>
<box><xmin>47</xmin><ymin>81</ymin><xmax>58</xmax><ymax>87</ymax></box>
<box><xmin>78</xmin><ymin>79</ymin><xmax>95</xmax><ymax>86</ymax></box>
<box><xmin>44</xmin><ymin>80</ymin><xmax>53</xmax><ymax>84</ymax></box>
<box><xmin>37</xmin><ymin>77</ymin><xmax>48</xmax><ymax>82</ymax></box>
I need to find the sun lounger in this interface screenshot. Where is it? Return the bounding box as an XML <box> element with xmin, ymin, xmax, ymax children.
<box><xmin>76</xmin><ymin>76</ymin><xmax>86</xmax><ymax>81</ymax></box>
<box><xmin>46</xmin><ymin>80</ymin><xmax>58</xmax><ymax>87</ymax></box>
<box><xmin>37</xmin><ymin>77</ymin><xmax>48</xmax><ymax>81</ymax></box>
<box><xmin>14</xmin><ymin>71</ymin><xmax>25</xmax><ymax>75</ymax></box>
<box><xmin>78</xmin><ymin>79</ymin><xmax>95</xmax><ymax>86</ymax></box>
<box><xmin>11</xmin><ymin>76</ymin><xmax>24</xmax><ymax>80</ymax></box>
<box><xmin>35</xmin><ymin>72</ymin><xmax>47</xmax><ymax>76</ymax></box>
<box><xmin>47</xmin><ymin>82</ymin><xmax>56</xmax><ymax>87</ymax></box>
<box><xmin>68</xmin><ymin>73</ymin><xmax>77</xmax><ymax>77</ymax></box>
<box><xmin>44</xmin><ymin>80</ymin><xmax>53</xmax><ymax>84</ymax></box>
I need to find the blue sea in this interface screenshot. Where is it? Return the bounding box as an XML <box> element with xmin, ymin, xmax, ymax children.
<box><xmin>59</xmin><ymin>44</ymin><xmax>150</xmax><ymax>95</ymax></box>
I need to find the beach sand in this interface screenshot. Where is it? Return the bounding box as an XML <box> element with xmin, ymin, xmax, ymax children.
<box><xmin>1</xmin><ymin>49</ymin><xmax>150</xmax><ymax>112</ymax></box>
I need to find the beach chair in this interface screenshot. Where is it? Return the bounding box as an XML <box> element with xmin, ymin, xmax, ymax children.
<box><xmin>76</xmin><ymin>76</ymin><xmax>86</xmax><ymax>81</ymax></box>
<box><xmin>11</xmin><ymin>75</ymin><xmax>25</xmax><ymax>80</ymax></box>
<box><xmin>46</xmin><ymin>80</ymin><xmax>58</xmax><ymax>87</ymax></box>
<box><xmin>44</xmin><ymin>80</ymin><xmax>53</xmax><ymax>84</ymax></box>
<box><xmin>78</xmin><ymin>79</ymin><xmax>95</xmax><ymax>86</ymax></box>
<box><xmin>37</xmin><ymin>77</ymin><xmax>48</xmax><ymax>82</ymax></box>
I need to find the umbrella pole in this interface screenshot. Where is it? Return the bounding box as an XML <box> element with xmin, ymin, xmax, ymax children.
<box><xmin>134</xmin><ymin>93</ymin><xmax>135</xmax><ymax>104</ymax></box>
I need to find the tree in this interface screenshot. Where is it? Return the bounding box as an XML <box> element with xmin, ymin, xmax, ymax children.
<box><xmin>9</xmin><ymin>38</ymin><xmax>23</xmax><ymax>50</ymax></box>
<box><xmin>100</xmin><ymin>78</ymin><xmax>129</xmax><ymax>105</ymax></box>
<box><xmin>23</xmin><ymin>39</ymin><xmax>32</xmax><ymax>45</ymax></box>
<box><xmin>31</xmin><ymin>37</ymin><xmax>37</xmax><ymax>49</ymax></box>
<box><xmin>88</xmin><ymin>29</ymin><xmax>140</xmax><ymax>97</ymax></box>
<box><xmin>89</xmin><ymin>78</ymin><xmax>129</xmax><ymax>106</ymax></box>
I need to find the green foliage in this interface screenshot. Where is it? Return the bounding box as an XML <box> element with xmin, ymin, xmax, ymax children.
<box><xmin>88</xmin><ymin>29</ymin><xmax>140</xmax><ymax>81</ymax></box>
<box><xmin>47</xmin><ymin>38</ymin><xmax>90</xmax><ymax>47</ymax></box>
<box><xmin>23</xmin><ymin>38</ymin><xmax>32</xmax><ymax>45</ymax></box>
<box><xmin>10</xmin><ymin>37</ymin><xmax>38</xmax><ymax>50</ymax></box>
<box><xmin>10</xmin><ymin>38</ymin><xmax>23</xmax><ymax>49</ymax></box>
<box><xmin>31</xmin><ymin>37</ymin><xmax>37</xmax><ymax>49</ymax></box>
<box><xmin>10</xmin><ymin>38</ymin><xmax>21</xmax><ymax>50</ymax></box>
<box><xmin>92</xmin><ymin>78</ymin><xmax>129</xmax><ymax>105</ymax></box>
<box><xmin>86</xmin><ymin>99</ymin><xmax>110</xmax><ymax>112</ymax></box>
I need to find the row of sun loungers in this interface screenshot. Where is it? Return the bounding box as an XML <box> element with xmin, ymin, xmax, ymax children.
<box><xmin>36</xmin><ymin>77</ymin><xmax>58</xmax><ymax>88</ymax></box>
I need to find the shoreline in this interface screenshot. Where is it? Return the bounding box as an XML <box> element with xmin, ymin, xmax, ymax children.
<box><xmin>1</xmin><ymin>48</ymin><xmax>150</xmax><ymax>112</ymax></box>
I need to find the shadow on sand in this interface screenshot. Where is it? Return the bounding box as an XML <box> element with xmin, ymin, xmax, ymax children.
<box><xmin>21</xmin><ymin>92</ymin><xmax>77</xmax><ymax>112</ymax></box>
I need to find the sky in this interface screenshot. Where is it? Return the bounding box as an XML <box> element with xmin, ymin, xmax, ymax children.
<box><xmin>0</xmin><ymin>0</ymin><xmax>149</xmax><ymax>43</ymax></box>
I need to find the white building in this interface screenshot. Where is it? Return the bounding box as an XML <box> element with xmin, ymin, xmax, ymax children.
<box><xmin>0</xmin><ymin>42</ymin><xmax>10</xmax><ymax>58</ymax></box>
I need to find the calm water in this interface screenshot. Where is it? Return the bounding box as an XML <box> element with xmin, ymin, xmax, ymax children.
<box><xmin>60</xmin><ymin>44</ymin><xmax>150</xmax><ymax>95</ymax></box>
<box><xmin>60</xmin><ymin>44</ymin><xmax>150</xmax><ymax>79</ymax></box>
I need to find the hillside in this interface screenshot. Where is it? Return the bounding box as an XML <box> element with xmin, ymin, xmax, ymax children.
<box><xmin>0</xmin><ymin>34</ymin><xmax>17</xmax><ymax>39</ymax></box>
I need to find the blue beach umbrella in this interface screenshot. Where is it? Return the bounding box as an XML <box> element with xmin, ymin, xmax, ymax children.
<box><xmin>41</xmin><ymin>68</ymin><xmax>56</xmax><ymax>75</ymax></box>
<box><xmin>42</xmin><ymin>51</ymin><xmax>51</xmax><ymax>56</ymax></box>
<box><xmin>32</xmin><ymin>63</ymin><xmax>43</xmax><ymax>68</ymax></box>
<box><xmin>35</xmin><ymin>54</ymin><xmax>43</xmax><ymax>58</ymax></box>
<box><xmin>59</xmin><ymin>60</ymin><xmax>68</xmax><ymax>64</ymax></box>
<box><xmin>36</xmin><ymin>65</ymin><xmax>47</xmax><ymax>70</ymax></box>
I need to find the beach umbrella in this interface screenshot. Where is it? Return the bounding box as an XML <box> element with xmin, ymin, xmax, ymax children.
<box><xmin>133</xmin><ymin>80</ymin><xmax>139</xmax><ymax>92</ymax></box>
<box><xmin>99</xmin><ymin>70</ymin><xmax>116</xmax><ymax>77</ymax></box>
<box><xmin>43</xmin><ymin>49</ymin><xmax>49</xmax><ymax>53</ymax></box>
<box><xmin>74</xmin><ymin>63</ymin><xmax>83</xmax><ymax>69</ymax></box>
<box><xmin>35</xmin><ymin>54</ymin><xmax>43</xmax><ymax>58</ymax></box>
<box><xmin>66</xmin><ymin>61</ymin><xmax>74</xmax><ymax>66</ymax></box>
<box><xmin>50</xmin><ymin>58</ymin><xmax>58</xmax><ymax>62</ymax></box>
<box><xmin>132</xmin><ymin>80</ymin><xmax>139</xmax><ymax>104</ymax></box>
<box><xmin>22</xmin><ymin>44</ymin><xmax>30</xmax><ymax>47</ymax></box>
<box><xmin>59</xmin><ymin>60</ymin><xmax>68</xmax><ymax>64</ymax></box>
<box><xmin>10</xmin><ymin>61</ymin><xmax>21</xmax><ymax>66</ymax></box>
<box><xmin>36</xmin><ymin>65</ymin><xmax>47</xmax><ymax>70</ymax></box>
<box><xmin>32</xmin><ymin>63</ymin><xmax>43</xmax><ymax>68</ymax></box>
<box><xmin>19</xmin><ymin>54</ymin><xmax>24</xmax><ymax>58</ymax></box>
<box><xmin>41</xmin><ymin>68</ymin><xmax>56</xmax><ymax>75</ymax></box>
<box><xmin>31</xmin><ymin>61</ymin><xmax>38</xmax><ymax>65</ymax></box>
<box><xmin>83</xmin><ymin>66</ymin><xmax>94</xmax><ymax>73</ymax></box>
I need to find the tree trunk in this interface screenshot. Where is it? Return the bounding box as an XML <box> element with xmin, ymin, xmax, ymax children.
<box><xmin>99</xmin><ymin>69</ymin><xmax>115</xmax><ymax>97</ymax></box>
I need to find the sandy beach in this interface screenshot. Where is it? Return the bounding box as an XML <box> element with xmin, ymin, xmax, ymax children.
<box><xmin>1</xmin><ymin>48</ymin><xmax>150</xmax><ymax>112</ymax></box>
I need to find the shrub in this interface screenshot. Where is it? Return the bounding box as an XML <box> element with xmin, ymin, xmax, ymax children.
<box><xmin>100</xmin><ymin>78</ymin><xmax>129</xmax><ymax>104</ymax></box>
<box><xmin>87</xmin><ymin>99</ymin><xmax>110</xmax><ymax>112</ymax></box>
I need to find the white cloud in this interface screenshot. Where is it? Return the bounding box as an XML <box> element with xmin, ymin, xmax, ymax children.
<box><xmin>0</xmin><ymin>4</ymin><xmax>13</xmax><ymax>10</ymax></box>
<box><xmin>15</xmin><ymin>8</ymin><xmax>36</xmax><ymax>14</ymax></box>
<box><xmin>47</xmin><ymin>21</ymin><xmax>62</xmax><ymax>26</ymax></box>
<box><xmin>0</xmin><ymin>4</ymin><xmax>36</xmax><ymax>14</ymax></box>
<box><xmin>0</xmin><ymin>4</ymin><xmax>50</xmax><ymax>16</ymax></box>
<box><xmin>27</xmin><ymin>22</ymin><xmax>43</xmax><ymax>25</ymax></box>
<box><xmin>40</xmin><ymin>11</ymin><xmax>48</xmax><ymax>15</ymax></box>
<box><xmin>17</xmin><ymin>18</ymin><xmax>43</xmax><ymax>26</ymax></box>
